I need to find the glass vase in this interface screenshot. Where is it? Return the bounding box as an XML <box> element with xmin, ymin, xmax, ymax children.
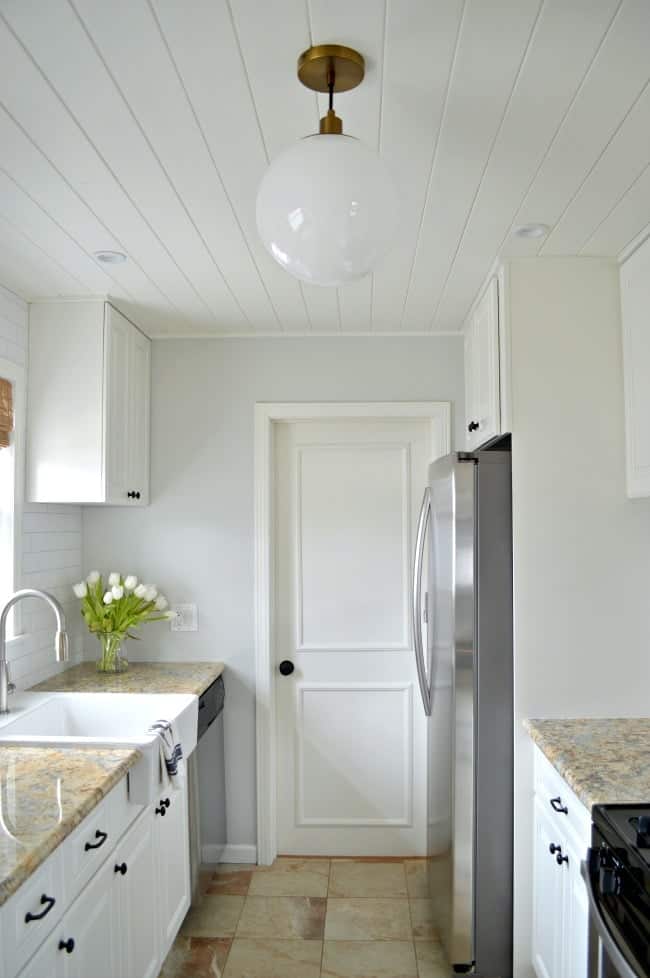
<box><xmin>96</xmin><ymin>633</ymin><xmax>128</xmax><ymax>673</ymax></box>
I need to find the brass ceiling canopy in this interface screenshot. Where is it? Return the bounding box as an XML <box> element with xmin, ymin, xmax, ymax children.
<box><xmin>297</xmin><ymin>44</ymin><xmax>365</xmax><ymax>135</ymax></box>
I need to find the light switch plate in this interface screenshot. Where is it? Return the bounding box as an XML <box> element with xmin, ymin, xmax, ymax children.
<box><xmin>170</xmin><ymin>604</ymin><xmax>198</xmax><ymax>632</ymax></box>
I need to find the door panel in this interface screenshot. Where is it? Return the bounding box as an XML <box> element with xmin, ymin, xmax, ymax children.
<box><xmin>296</xmin><ymin>684</ymin><xmax>412</xmax><ymax>825</ymax></box>
<box><xmin>275</xmin><ymin>418</ymin><xmax>433</xmax><ymax>856</ymax></box>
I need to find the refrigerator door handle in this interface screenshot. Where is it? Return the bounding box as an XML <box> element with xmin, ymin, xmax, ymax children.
<box><xmin>412</xmin><ymin>487</ymin><xmax>432</xmax><ymax>716</ymax></box>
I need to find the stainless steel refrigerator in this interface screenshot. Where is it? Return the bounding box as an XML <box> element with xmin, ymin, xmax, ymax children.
<box><xmin>412</xmin><ymin>447</ymin><xmax>513</xmax><ymax>978</ymax></box>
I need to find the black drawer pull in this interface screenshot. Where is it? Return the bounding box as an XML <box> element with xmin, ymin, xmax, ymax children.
<box><xmin>467</xmin><ymin>420</ymin><xmax>480</xmax><ymax>433</ymax></box>
<box><xmin>25</xmin><ymin>894</ymin><xmax>56</xmax><ymax>923</ymax></box>
<box><xmin>58</xmin><ymin>938</ymin><xmax>75</xmax><ymax>954</ymax></box>
<box><xmin>84</xmin><ymin>829</ymin><xmax>108</xmax><ymax>852</ymax></box>
<box><xmin>550</xmin><ymin>796</ymin><xmax>568</xmax><ymax>814</ymax></box>
<box><xmin>556</xmin><ymin>852</ymin><xmax>568</xmax><ymax>865</ymax></box>
<box><xmin>549</xmin><ymin>843</ymin><xmax>562</xmax><ymax>856</ymax></box>
<box><xmin>155</xmin><ymin>805</ymin><xmax>167</xmax><ymax>816</ymax></box>
<box><xmin>162</xmin><ymin>797</ymin><xmax>170</xmax><ymax>809</ymax></box>
<box><xmin>114</xmin><ymin>862</ymin><xmax>127</xmax><ymax>876</ymax></box>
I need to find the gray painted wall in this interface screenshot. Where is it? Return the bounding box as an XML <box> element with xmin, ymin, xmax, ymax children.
<box><xmin>82</xmin><ymin>335</ymin><xmax>465</xmax><ymax>851</ymax></box>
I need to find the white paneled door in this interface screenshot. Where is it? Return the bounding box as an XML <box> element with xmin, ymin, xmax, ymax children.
<box><xmin>274</xmin><ymin>417</ymin><xmax>432</xmax><ymax>856</ymax></box>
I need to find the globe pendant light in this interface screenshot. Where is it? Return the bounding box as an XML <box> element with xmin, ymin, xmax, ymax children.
<box><xmin>256</xmin><ymin>44</ymin><xmax>398</xmax><ymax>287</ymax></box>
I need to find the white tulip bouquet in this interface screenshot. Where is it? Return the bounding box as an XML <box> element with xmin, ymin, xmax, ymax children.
<box><xmin>72</xmin><ymin>571</ymin><xmax>174</xmax><ymax>673</ymax></box>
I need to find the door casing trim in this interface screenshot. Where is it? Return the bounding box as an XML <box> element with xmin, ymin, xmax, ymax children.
<box><xmin>254</xmin><ymin>401</ymin><xmax>451</xmax><ymax>865</ymax></box>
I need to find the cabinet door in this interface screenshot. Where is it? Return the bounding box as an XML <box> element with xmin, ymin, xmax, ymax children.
<box><xmin>465</xmin><ymin>277</ymin><xmax>500</xmax><ymax>450</ymax></box>
<box><xmin>128</xmin><ymin>328</ymin><xmax>151</xmax><ymax>505</ymax></box>
<box><xmin>113</xmin><ymin>810</ymin><xmax>159</xmax><ymax>978</ymax></box>
<box><xmin>16</xmin><ymin>938</ymin><xmax>63</xmax><ymax>978</ymax></box>
<box><xmin>620</xmin><ymin>242</ymin><xmax>650</xmax><ymax>496</ymax></box>
<box><xmin>532</xmin><ymin>796</ymin><xmax>564</xmax><ymax>978</ymax></box>
<box><xmin>560</xmin><ymin>829</ymin><xmax>589</xmax><ymax>978</ymax></box>
<box><xmin>104</xmin><ymin>305</ymin><xmax>131</xmax><ymax>504</ymax></box>
<box><xmin>60</xmin><ymin>858</ymin><xmax>119</xmax><ymax>978</ymax></box>
<box><xmin>155</xmin><ymin>783</ymin><xmax>190</xmax><ymax>958</ymax></box>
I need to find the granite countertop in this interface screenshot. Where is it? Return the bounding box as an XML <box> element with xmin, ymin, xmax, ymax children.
<box><xmin>526</xmin><ymin>717</ymin><xmax>650</xmax><ymax>810</ymax></box>
<box><xmin>0</xmin><ymin>745</ymin><xmax>139</xmax><ymax>906</ymax></box>
<box><xmin>30</xmin><ymin>661</ymin><xmax>224</xmax><ymax>696</ymax></box>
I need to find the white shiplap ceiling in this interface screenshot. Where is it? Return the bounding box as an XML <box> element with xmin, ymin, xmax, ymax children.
<box><xmin>0</xmin><ymin>0</ymin><xmax>648</xmax><ymax>337</ymax></box>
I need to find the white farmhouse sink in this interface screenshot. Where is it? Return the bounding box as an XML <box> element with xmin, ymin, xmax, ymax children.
<box><xmin>0</xmin><ymin>691</ymin><xmax>198</xmax><ymax>804</ymax></box>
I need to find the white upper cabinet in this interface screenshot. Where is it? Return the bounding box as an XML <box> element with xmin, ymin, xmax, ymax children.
<box><xmin>27</xmin><ymin>300</ymin><xmax>150</xmax><ymax>505</ymax></box>
<box><xmin>464</xmin><ymin>276</ymin><xmax>501</xmax><ymax>450</ymax></box>
<box><xmin>620</xmin><ymin>239</ymin><xmax>650</xmax><ymax>497</ymax></box>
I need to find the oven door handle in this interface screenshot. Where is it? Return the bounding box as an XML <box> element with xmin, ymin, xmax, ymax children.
<box><xmin>581</xmin><ymin>858</ymin><xmax>639</xmax><ymax>978</ymax></box>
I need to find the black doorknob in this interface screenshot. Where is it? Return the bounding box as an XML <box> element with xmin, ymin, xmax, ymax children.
<box><xmin>467</xmin><ymin>421</ymin><xmax>480</xmax><ymax>432</ymax></box>
<box><xmin>279</xmin><ymin>660</ymin><xmax>295</xmax><ymax>676</ymax></box>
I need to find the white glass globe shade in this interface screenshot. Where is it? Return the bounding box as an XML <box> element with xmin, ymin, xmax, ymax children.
<box><xmin>256</xmin><ymin>134</ymin><xmax>398</xmax><ymax>287</ymax></box>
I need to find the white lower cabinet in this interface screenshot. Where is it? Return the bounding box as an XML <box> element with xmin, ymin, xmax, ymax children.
<box><xmin>114</xmin><ymin>809</ymin><xmax>159</xmax><ymax>978</ymax></box>
<box><xmin>532</xmin><ymin>747</ymin><xmax>590</xmax><ymax>978</ymax></box>
<box><xmin>155</xmin><ymin>787</ymin><xmax>190</xmax><ymax>958</ymax></box>
<box><xmin>5</xmin><ymin>778</ymin><xmax>190</xmax><ymax>978</ymax></box>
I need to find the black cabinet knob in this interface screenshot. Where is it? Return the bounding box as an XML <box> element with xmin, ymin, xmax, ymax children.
<box><xmin>556</xmin><ymin>852</ymin><xmax>568</xmax><ymax>866</ymax></box>
<box><xmin>127</xmin><ymin>490</ymin><xmax>141</xmax><ymax>500</ymax></box>
<box><xmin>160</xmin><ymin>798</ymin><xmax>171</xmax><ymax>809</ymax></box>
<box><xmin>155</xmin><ymin>805</ymin><xmax>167</xmax><ymax>816</ymax></box>
<box><xmin>279</xmin><ymin>660</ymin><xmax>295</xmax><ymax>676</ymax></box>
<box><xmin>467</xmin><ymin>421</ymin><xmax>480</xmax><ymax>432</ymax></box>
<box><xmin>549</xmin><ymin>843</ymin><xmax>562</xmax><ymax>856</ymax></box>
<box><xmin>59</xmin><ymin>938</ymin><xmax>75</xmax><ymax>954</ymax></box>
<box><xmin>114</xmin><ymin>862</ymin><xmax>128</xmax><ymax>876</ymax></box>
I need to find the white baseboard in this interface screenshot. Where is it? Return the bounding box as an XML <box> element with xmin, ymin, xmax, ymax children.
<box><xmin>202</xmin><ymin>843</ymin><xmax>257</xmax><ymax>865</ymax></box>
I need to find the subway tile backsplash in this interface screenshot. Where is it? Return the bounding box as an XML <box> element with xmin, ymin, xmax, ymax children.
<box><xmin>1</xmin><ymin>286</ymin><xmax>83</xmax><ymax>689</ymax></box>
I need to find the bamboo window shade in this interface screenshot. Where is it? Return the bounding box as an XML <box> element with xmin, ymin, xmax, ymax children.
<box><xmin>0</xmin><ymin>379</ymin><xmax>13</xmax><ymax>449</ymax></box>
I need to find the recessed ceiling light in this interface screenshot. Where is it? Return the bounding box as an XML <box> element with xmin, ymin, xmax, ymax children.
<box><xmin>94</xmin><ymin>250</ymin><xmax>127</xmax><ymax>264</ymax></box>
<box><xmin>513</xmin><ymin>223</ymin><xmax>550</xmax><ymax>240</ymax></box>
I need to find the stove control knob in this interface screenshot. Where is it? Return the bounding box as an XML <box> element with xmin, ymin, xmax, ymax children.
<box><xmin>599</xmin><ymin>865</ymin><xmax>620</xmax><ymax>895</ymax></box>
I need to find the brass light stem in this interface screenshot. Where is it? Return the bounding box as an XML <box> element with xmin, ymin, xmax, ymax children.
<box><xmin>319</xmin><ymin>63</ymin><xmax>343</xmax><ymax>134</ymax></box>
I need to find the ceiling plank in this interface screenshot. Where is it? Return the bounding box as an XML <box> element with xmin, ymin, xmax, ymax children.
<box><xmin>401</xmin><ymin>0</ymin><xmax>544</xmax><ymax>332</ymax></box>
<box><xmin>506</xmin><ymin>0</ymin><xmax>650</xmax><ymax>258</ymax></box>
<box><xmin>74</xmin><ymin>0</ymin><xmax>283</xmax><ymax>332</ymax></box>
<box><xmin>151</xmin><ymin>0</ymin><xmax>310</xmax><ymax>333</ymax></box>
<box><xmin>2</xmin><ymin>0</ymin><xmax>248</xmax><ymax>330</ymax></box>
<box><xmin>307</xmin><ymin>0</ymin><xmax>386</xmax><ymax>331</ymax></box>
<box><xmin>581</xmin><ymin>162</ymin><xmax>650</xmax><ymax>256</ymax></box>
<box><xmin>432</xmin><ymin>0</ymin><xmax>621</xmax><ymax>331</ymax></box>
<box><xmin>542</xmin><ymin>82</ymin><xmax>650</xmax><ymax>255</ymax></box>
<box><xmin>0</xmin><ymin>13</ymin><xmax>220</xmax><ymax>331</ymax></box>
<box><xmin>0</xmin><ymin>212</ymin><xmax>89</xmax><ymax>297</ymax></box>
<box><xmin>230</xmin><ymin>0</ymin><xmax>344</xmax><ymax>329</ymax></box>
<box><xmin>372</xmin><ymin>0</ymin><xmax>464</xmax><ymax>332</ymax></box>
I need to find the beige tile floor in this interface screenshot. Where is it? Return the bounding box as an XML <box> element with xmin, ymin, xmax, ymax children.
<box><xmin>159</xmin><ymin>858</ymin><xmax>452</xmax><ymax>978</ymax></box>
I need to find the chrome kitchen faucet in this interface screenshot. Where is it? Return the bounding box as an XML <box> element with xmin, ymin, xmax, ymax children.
<box><xmin>0</xmin><ymin>589</ymin><xmax>69</xmax><ymax>714</ymax></box>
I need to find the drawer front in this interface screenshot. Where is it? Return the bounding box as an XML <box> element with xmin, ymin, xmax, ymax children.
<box><xmin>64</xmin><ymin>786</ymin><xmax>118</xmax><ymax>902</ymax></box>
<box><xmin>2</xmin><ymin>846</ymin><xmax>64</xmax><ymax>977</ymax></box>
<box><xmin>534</xmin><ymin>746</ymin><xmax>591</xmax><ymax>845</ymax></box>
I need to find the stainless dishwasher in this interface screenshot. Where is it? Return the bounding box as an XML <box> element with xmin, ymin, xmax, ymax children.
<box><xmin>188</xmin><ymin>675</ymin><xmax>225</xmax><ymax>898</ymax></box>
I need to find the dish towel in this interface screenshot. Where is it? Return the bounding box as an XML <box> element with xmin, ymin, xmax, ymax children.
<box><xmin>149</xmin><ymin>719</ymin><xmax>185</xmax><ymax>791</ymax></box>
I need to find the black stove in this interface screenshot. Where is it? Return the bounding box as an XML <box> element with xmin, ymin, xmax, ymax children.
<box><xmin>587</xmin><ymin>805</ymin><xmax>650</xmax><ymax>977</ymax></box>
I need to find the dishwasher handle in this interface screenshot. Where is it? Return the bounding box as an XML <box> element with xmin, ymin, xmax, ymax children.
<box><xmin>581</xmin><ymin>857</ymin><xmax>639</xmax><ymax>978</ymax></box>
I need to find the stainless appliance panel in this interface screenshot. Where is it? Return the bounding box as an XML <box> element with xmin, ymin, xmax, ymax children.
<box><xmin>427</xmin><ymin>454</ymin><xmax>476</xmax><ymax>967</ymax></box>
<box><xmin>422</xmin><ymin>448</ymin><xmax>513</xmax><ymax>978</ymax></box>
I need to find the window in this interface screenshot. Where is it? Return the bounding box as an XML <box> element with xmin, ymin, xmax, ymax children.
<box><xmin>0</xmin><ymin>358</ymin><xmax>25</xmax><ymax>638</ymax></box>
